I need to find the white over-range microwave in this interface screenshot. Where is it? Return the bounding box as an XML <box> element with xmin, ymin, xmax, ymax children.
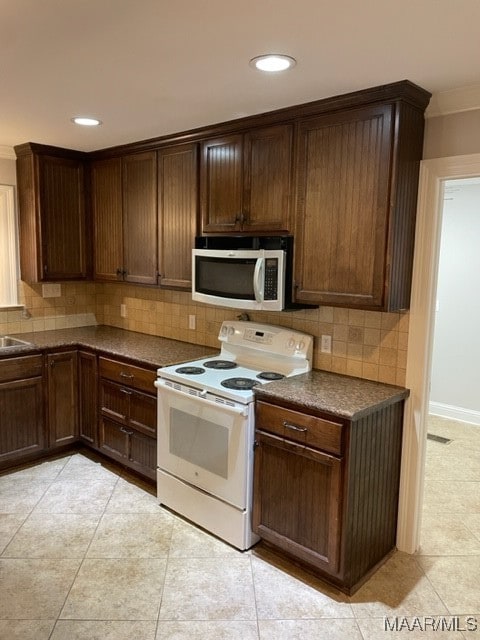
<box><xmin>192</xmin><ymin>236</ymin><xmax>297</xmax><ymax>311</ymax></box>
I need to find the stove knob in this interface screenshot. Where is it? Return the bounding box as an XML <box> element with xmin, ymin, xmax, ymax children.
<box><xmin>299</xmin><ymin>340</ymin><xmax>306</xmax><ymax>351</ymax></box>
<box><xmin>199</xmin><ymin>389</ymin><xmax>208</xmax><ymax>398</ymax></box>
<box><xmin>220</xmin><ymin>325</ymin><xmax>228</xmax><ymax>337</ymax></box>
<box><xmin>228</xmin><ymin>325</ymin><xmax>235</xmax><ymax>336</ymax></box>
<box><xmin>287</xmin><ymin>337</ymin><xmax>295</xmax><ymax>349</ymax></box>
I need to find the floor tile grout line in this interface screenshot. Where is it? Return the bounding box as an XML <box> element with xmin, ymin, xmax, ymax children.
<box><xmin>248</xmin><ymin>555</ymin><xmax>261</xmax><ymax>639</ymax></box>
<box><xmin>52</xmin><ymin>452</ymin><xmax>123</xmax><ymax>635</ymax></box>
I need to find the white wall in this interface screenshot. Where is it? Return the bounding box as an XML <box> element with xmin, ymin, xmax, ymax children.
<box><xmin>430</xmin><ymin>181</ymin><xmax>480</xmax><ymax>424</ymax></box>
<box><xmin>0</xmin><ymin>157</ymin><xmax>16</xmax><ymax>185</ymax></box>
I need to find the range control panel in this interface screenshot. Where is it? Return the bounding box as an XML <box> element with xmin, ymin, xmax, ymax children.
<box><xmin>218</xmin><ymin>321</ymin><xmax>313</xmax><ymax>360</ymax></box>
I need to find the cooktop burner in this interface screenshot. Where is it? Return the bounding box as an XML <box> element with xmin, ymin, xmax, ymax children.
<box><xmin>221</xmin><ymin>377</ymin><xmax>259</xmax><ymax>390</ymax></box>
<box><xmin>175</xmin><ymin>366</ymin><xmax>206</xmax><ymax>375</ymax></box>
<box><xmin>257</xmin><ymin>371</ymin><xmax>285</xmax><ymax>381</ymax></box>
<box><xmin>203</xmin><ymin>360</ymin><xmax>238</xmax><ymax>370</ymax></box>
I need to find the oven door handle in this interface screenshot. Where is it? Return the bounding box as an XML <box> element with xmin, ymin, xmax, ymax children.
<box><xmin>253</xmin><ymin>257</ymin><xmax>264</xmax><ymax>304</ymax></box>
<box><xmin>154</xmin><ymin>379</ymin><xmax>249</xmax><ymax>417</ymax></box>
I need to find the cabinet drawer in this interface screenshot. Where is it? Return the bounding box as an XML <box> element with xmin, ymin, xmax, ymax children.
<box><xmin>0</xmin><ymin>355</ymin><xmax>43</xmax><ymax>383</ymax></box>
<box><xmin>256</xmin><ymin>401</ymin><xmax>343</xmax><ymax>456</ymax></box>
<box><xmin>98</xmin><ymin>357</ymin><xmax>156</xmax><ymax>394</ymax></box>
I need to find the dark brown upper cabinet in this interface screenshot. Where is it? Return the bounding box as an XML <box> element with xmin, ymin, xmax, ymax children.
<box><xmin>200</xmin><ymin>124</ymin><xmax>293</xmax><ymax>234</ymax></box>
<box><xmin>122</xmin><ymin>151</ymin><xmax>158</xmax><ymax>285</ymax></box>
<box><xmin>293</xmin><ymin>98</ymin><xmax>427</xmax><ymax>311</ymax></box>
<box><xmin>91</xmin><ymin>151</ymin><xmax>157</xmax><ymax>284</ymax></box>
<box><xmin>91</xmin><ymin>157</ymin><xmax>123</xmax><ymax>282</ymax></box>
<box><xmin>157</xmin><ymin>143</ymin><xmax>199</xmax><ymax>289</ymax></box>
<box><xmin>15</xmin><ymin>144</ymin><xmax>89</xmax><ymax>282</ymax></box>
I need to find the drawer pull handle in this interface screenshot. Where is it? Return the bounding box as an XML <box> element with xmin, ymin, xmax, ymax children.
<box><xmin>120</xmin><ymin>426</ymin><xmax>134</xmax><ymax>435</ymax></box>
<box><xmin>120</xmin><ymin>372</ymin><xmax>134</xmax><ymax>379</ymax></box>
<box><xmin>120</xmin><ymin>388</ymin><xmax>132</xmax><ymax>395</ymax></box>
<box><xmin>283</xmin><ymin>420</ymin><xmax>308</xmax><ymax>433</ymax></box>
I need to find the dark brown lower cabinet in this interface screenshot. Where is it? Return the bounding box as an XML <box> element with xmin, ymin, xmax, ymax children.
<box><xmin>0</xmin><ymin>355</ymin><xmax>45</xmax><ymax>466</ymax></box>
<box><xmin>78</xmin><ymin>350</ymin><xmax>98</xmax><ymax>446</ymax></box>
<box><xmin>98</xmin><ymin>358</ymin><xmax>157</xmax><ymax>480</ymax></box>
<box><xmin>47</xmin><ymin>351</ymin><xmax>78</xmax><ymax>448</ymax></box>
<box><xmin>253</xmin><ymin>398</ymin><xmax>405</xmax><ymax>594</ymax></box>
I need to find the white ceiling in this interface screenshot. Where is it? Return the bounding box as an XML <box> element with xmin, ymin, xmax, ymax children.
<box><xmin>2</xmin><ymin>0</ymin><xmax>480</xmax><ymax>152</ymax></box>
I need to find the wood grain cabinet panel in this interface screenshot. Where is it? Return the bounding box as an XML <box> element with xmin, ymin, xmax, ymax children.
<box><xmin>253</xmin><ymin>398</ymin><xmax>406</xmax><ymax>594</ymax></box>
<box><xmin>200</xmin><ymin>135</ymin><xmax>243</xmax><ymax>233</ymax></box>
<box><xmin>15</xmin><ymin>144</ymin><xmax>89</xmax><ymax>282</ymax></box>
<box><xmin>0</xmin><ymin>356</ymin><xmax>44</xmax><ymax>465</ymax></box>
<box><xmin>91</xmin><ymin>152</ymin><xmax>157</xmax><ymax>284</ymax></box>
<box><xmin>122</xmin><ymin>151</ymin><xmax>158</xmax><ymax>284</ymax></box>
<box><xmin>294</xmin><ymin>100</ymin><xmax>426</xmax><ymax>311</ymax></box>
<box><xmin>98</xmin><ymin>357</ymin><xmax>157</xmax><ymax>480</ymax></box>
<box><xmin>78</xmin><ymin>351</ymin><xmax>98</xmax><ymax>446</ymax></box>
<box><xmin>91</xmin><ymin>157</ymin><xmax>123</xmax><ymax>281</ymax></box>
<box><xmin>47</xmin><ymin>351</ymin><xmax>78</xmax><ymax>448</ymax></box>
<box><xmin>254</xmin><ymin>429</ymin><xmax>342</xmax><ymax>573</ymax></box>
<box><xmin>200</xmin><ymin>125</ymin><xmax>292</xmax><ymax>234</ymax></box>
<box><xmin>157</xmin><ymin>143</ymin><xmax>199</xmax><ymax>289</ymax></box>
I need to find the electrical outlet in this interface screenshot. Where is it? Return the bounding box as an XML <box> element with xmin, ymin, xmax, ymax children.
<box><xmin>188</xmin><ymin>314</ymin><xmax>196</xmax><ymax>330</ymax></box>
<box><xmin>120</xmin><ymin>304</ymin><xmax>127</xmax><ymax>318</ymax></box>
<box><xmin>321</xmin><ymin>334</ymin><xmax>332</xmax><ymax>354</ymax></box>
<box><xmin>42</xmin><ymin>283</ymin><xmax>61</xmax><ymax>298</ymax></box>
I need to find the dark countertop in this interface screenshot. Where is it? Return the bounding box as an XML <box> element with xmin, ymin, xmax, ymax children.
<box><xmin>4</xmin><ymin>325</ymin><xmax>217</xmax><ymax>369</ymax></box>
<box><xmin>254</xmin><ymin>369</ymin><xmax>409</xmax><ymax>420</ymax></box>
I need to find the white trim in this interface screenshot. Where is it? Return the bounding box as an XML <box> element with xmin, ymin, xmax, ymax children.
<box><xmin>429</xmin><ymin>401</ymin><xmax>480</xmax><ymax>427</ymax></box>
<box><xmin>426</xmin><ymin>84</ymin><xmax>480</xmax><ymax>118</ymax></box>
<box><xmin>397</xmin><ymin>152</ymin><xmax>480</xmax><ymax>553</ymax></box>
<box><xmin>0</xmin><ymin>146</ymin><xmax>15</xmax><ymax>160</ymax></box>
<box><xmin>0</xmin><ymin>185</ymin><xmax>19</xmax><ymax>306</ymax></box>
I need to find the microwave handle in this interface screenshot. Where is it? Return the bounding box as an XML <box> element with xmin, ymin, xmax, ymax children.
<box><xmin>253</xmin><ymin>257</ymin><xmax>265</xmax><ymax>303</ymax></box>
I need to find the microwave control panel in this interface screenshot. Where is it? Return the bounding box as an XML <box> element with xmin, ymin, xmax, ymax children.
<box><xmin>263</xmin><ymin>258</ymin><xmax>278</xmax><ymax>300</ymax></box>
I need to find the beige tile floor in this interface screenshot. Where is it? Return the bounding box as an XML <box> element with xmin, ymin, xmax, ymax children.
<box><xmin>0</xmin><ymin>416</ymin><xmax>479</xmax><ymax>639</ymax></box>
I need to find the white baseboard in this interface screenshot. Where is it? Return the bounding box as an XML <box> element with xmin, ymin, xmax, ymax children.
<box><xmin>429</xmin><ymin>401</ymin><xmax>480</xmax><ymax>426</ymax></box>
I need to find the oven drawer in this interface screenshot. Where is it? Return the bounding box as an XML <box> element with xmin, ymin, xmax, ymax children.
<box><xmin>255</xmin><ymin>400</ymin><xmax>343</xmax><ymax>456</ymax></box>
<box><xmin>98</xmin><ymin>357</ymin><xmax>156</xmax><ymax>394</ymax></box>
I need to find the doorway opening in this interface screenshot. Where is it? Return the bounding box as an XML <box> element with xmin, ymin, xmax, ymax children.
<box><xmin>396</xmin><ymin>153</ymin><xmax>480</xmax><ymax>554</ymax></box>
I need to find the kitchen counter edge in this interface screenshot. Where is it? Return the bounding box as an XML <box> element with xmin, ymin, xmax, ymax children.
<box><xmin>254</xmin><ymin>369</ymin><xmax>409</xmax><ymax>420</ymax></box>
<box><xmin>2</xmin><ymin>325</ymin><xmax>217</xmax><ymax>369</ymax></box>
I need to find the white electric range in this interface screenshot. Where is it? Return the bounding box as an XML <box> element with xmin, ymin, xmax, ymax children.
<box><xmin>155</xmin><ymin>320</ymin><xmax>313</xmax><ymax>550</ymax></box>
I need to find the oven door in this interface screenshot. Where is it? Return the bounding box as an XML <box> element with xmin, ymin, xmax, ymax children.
<box><xmin>156</xmin><ymin>381</ymin><xmax>253</xmax><ymax>510</ymax></box>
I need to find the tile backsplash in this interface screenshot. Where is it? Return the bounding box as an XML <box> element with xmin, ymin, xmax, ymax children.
<box><xmin>3</xmin><ymin>281</ymin><xmax>409</xmax><ymax>387</ymax></box>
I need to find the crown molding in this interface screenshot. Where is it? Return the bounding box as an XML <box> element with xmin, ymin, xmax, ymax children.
<box><xmin>426</xmin><ymin>84</ymin><xmax>480</xmax><ymax>118</ymax></box>
<box><xmin>0</xmin><ymin>145</ymin><xmax>16</xmax><ymax>160</ymax></box>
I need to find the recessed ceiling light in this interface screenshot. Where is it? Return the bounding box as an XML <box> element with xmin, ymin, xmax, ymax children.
<box><xmin>250</xmin><ymin>54</ymin><xmax>296</xmax><ymax>72</ymax></box>
<box><xmin>71</xmin><ymin>117</ymin><xmax>102</xmax><ymax>126</ymax></box>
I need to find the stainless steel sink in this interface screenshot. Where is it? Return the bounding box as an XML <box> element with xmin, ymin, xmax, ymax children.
<box><xmin>0</xmin><ymin>336</ymin><xmax>33</xmax><ymax>349</ymax></box>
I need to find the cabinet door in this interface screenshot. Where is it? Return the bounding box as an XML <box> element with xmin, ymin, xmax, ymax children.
<box><xmin>158</xmin><ymin>144</ymin><xmax>198</xmax><ymax>288</ymax></box>
<box><xmin>47</xmin><ymin>351</ymin><xmax>78</xmax><ymax>448</ymax></box>
<box><xmin>0</xmin><ymin>376</ymin><xmax>44</xmax><ymax>463</ymax></box>
<box><xmin>128</xmin><ymin>429</ymin><xmax>157</xmax><ymax>480</ymax></box>
<box><xmin>253</xmin><ymin>430</ymin><xmax>342</xmax><ymax>574</ymax></box>
<box><xmin>91</xmin><ymin>157</ymin><xmax>124</xmax><ymax>281</ymax></box>
<box><xmin>99</xmin><ymin>417</ymin><xmax>129</xmax><ymax>461</ymax></box>
<box><xmin>243</xmin><ymin>124</ymin><xmax>292</xmax><ymax>232</ymax></box>
<box><xmin>123</xmin><ymin>151</ymin><xmax>158</xmax><ymax>284</ymax></box>
<box><xmin>200</xmin><ymin>135</ymin><xmax>243</xmax><ymax>233</ymax></box>
<box><xmin>294</xmin><ymin>105</ymin><xmax>393</xmax><ymax>309</ymax></box>
<box><xmin>129</xmin><ymin>390</ymin><xmax>156</xmax><ymax>438</ymax></box>
<box><xmin>39</xmin><ymin>155</ymin><xmax>87</xmax><ymax>280</ymax></box>
<box><xmin>99</xmin><ymin>380</ymin><xmax>129</xmax><ymax>424</ymax></box>
<box><xmin>78</xmin><ymin>351</ymin><xmax>98</xmax><ymax>446</ymax></box>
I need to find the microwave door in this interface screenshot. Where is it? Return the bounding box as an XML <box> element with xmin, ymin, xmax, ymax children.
<box><xmin>253</xmin><ymin>257</ymin><xmax>265</xmax><ymax>304</ymax></box>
